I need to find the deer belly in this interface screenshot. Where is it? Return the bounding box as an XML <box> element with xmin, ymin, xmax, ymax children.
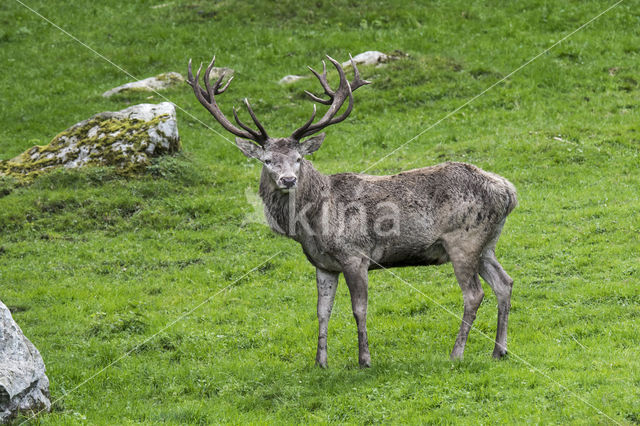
<box><xmin>373</xmin><ymin>241</ymin><xmax>449</xmax><ymax>269</ymax></box>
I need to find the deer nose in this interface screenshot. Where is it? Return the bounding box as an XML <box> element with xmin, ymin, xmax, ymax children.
<box><xmin>280</xmin><ymin>176</ymin><xmax>297</xmax><ymax>188</ymax></box>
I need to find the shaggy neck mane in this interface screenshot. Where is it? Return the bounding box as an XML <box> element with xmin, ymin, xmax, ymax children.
<box><xmin>259</xmin><ymin>160</ymin><xmax>328</xmax><ymax>239</ymax></box>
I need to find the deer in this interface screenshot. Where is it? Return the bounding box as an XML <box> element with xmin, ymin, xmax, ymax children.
<box><xmin>187</xmin><ymin>54</ymin><xmax>517</xmax><ymax>368</ymax></box>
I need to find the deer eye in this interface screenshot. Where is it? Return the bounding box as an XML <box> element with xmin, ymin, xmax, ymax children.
<box><xmin>264</xmin><ymin>159</ymin><xmax>272</xmax><ymax>165</ymax></box>
<box><xmin>296</xmin><ymin>157</ymin><xmax>302</xmax><ymax>163</ymax></box>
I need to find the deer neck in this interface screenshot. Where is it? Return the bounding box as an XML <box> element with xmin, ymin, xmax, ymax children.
<box><xmin>259</xmin><ymin>160</ymin><xmax>329</xmax><ymax>239</ymax></box>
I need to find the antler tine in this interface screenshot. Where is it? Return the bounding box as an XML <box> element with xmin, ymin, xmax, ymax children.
<box><xmin>213</xmin><ymin>72</ymin><xmax>225</xmax><ymax>91</ymax></box>
<box><xmin>207</xmin><ymin>58</ymin><xmax>234</xmax><ymax>95</ymax></box>
<box><xmin>232</xmin><ymin>106</ymin><xmax>261</xmax><ymax>139</ymax></box>
<box><xmin>304</xmin><ymin>61</ymin><xmax>334</xmax><ymax>105</ymax></box>
<box><xmin>349</xmin><ymin>54</ymin><xmax>372</xmax><ymax>91</ymax></box>
<box><xmin>187</xmin><ymin>58</ymin><xmax>197</xmax><ymax>88</ymax></box>
<box><xmin>195</xmin><ymin>61</ymin><xmax>207</xmax><ymax>99</ymax></box>
<box><xmin>321</xmin><ymin>54</ymin><xmax>354</xmax><ymax>119</ymax></box>
<box><xmin>291</xmin><ymin>54</ymin><xmax>368</xmax><ymax>140</ymax></box>
<box><xmin>325</xmin><ymin>55</ymin><xmax>347</xmax><ymax>86</ymax></box>
<box><xmin>303</xmin><ymin>90</ymin><xmax>332</xmax><ymax>105</ymax></box>
<box><xmin>203</xmin><ymin>55</ymin><xmax>216</xmax><ymax>82</ymax></box>
<box><xmin>187</xmin><ymin>55</ymin><xmax>269</xmax><ymax>145</ymax></box>
<box><xmin>202</xmin><ymin>56</ymin><xmax>219</xmax><ymax>103</ymax></box>
<box><xmin>231</xmin><ymin>99</ymin><xmax>269</xmax><ymax>140</ymax></box>
<box><xmin>187</xmin><ymin>58</ymin><xmax>234</xmax><ymax>99</ymax></box>
<box><xmin>217</xmin><ymin>74</ymin><xmax>234</xmax><ymax>94</ymax></box>
<box><xmin>307</xmin><ymin>61</ymin><xmax>334</xmax><ymax>97</ymax></box>
<box><xmin>187</xmin><ymin>58</ymin><xmax>210</xmax><ymax>102</ymax></box>
<box><xmin>243</xmin><ymin>98</ymin><xmax>269</xmax><ymax>137</ymax></box>
<box><xmin>297</xmin><ymin>104</ymin><xmax>317</xmax><ymax>133</ymax></box>
<box><xmin>186</xmin><ymin>58</ymin><xmax>200</xmax><ymax>90</ymax></box>
<box><xmin>321</xmin><ymin>89</ymin><xmax>354</xmax><ymax>128</ymax></box>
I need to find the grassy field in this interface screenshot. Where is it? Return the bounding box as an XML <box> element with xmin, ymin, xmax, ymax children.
<box><xmin>1</xmin><ymin>0</ymin><xmax>639</xmax><ymax>423</ymax></box>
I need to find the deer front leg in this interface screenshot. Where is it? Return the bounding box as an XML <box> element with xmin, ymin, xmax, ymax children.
<box><xmin>316</xmin><ymin>268</ymin><xmax>339</xmax><ymax>368</ymax></box>
<box><xmin>342</xmin><ymin>258</ymin><xmax>371</xmax><ymax>368</ymax></box>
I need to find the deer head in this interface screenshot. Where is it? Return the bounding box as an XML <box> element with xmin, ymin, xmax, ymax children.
<box><xmin>187</xmin><ymin>55</ymin><xmax>370</xmax><ymax>190</ymax></box>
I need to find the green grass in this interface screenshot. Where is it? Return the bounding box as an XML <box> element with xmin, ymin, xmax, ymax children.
<box><xmin>1</xmin><ymin>0</ymin><xmax>639</xmax><ymax>423</ymax></box>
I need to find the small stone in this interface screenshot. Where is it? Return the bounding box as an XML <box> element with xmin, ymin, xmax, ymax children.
<box><xmin>0</xmin><ymin>300</ymin><xmax>51</xmax><ymax>422</ymax></box>
<box><xmin>102</xmin><ymin>72</ymin><xmax>184</xmax><ymax>98</ymax></box>
<box><xmin>278</xmin><ymin>75</ymin><xmax>306</xmax><ymax>85</ymax></box>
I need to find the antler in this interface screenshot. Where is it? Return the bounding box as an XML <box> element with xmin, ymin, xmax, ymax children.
<box><xmin>291</xmin><ymin>54</ymin><xmax>371</xmax><ymax>140</ymax></box>
<box><xmin>187</xmin><ymin>56</ymin><xmax>269</xmax><ymax>145</ymax></box>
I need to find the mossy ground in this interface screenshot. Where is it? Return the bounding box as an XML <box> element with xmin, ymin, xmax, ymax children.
<box><xmin>1</xmin><ymin>0</ymin><xmax>639</xmax><ymax>424</ymax></box>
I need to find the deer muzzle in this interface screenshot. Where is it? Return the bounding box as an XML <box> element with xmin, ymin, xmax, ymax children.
<box><xmin>280</xmin><ymin>176</ymin><xmax>297</xmax><ymax>189</ymax></box>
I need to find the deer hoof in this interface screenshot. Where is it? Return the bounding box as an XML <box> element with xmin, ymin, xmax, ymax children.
<box><xmin>316</xmin><ymin>352</ymin><xmax>328</xmax><ymax>368</ymax></box>
<box><xmin>450</xmin><ymin>348</ymin><xmax>464</xmax><ymax>360</ymax></box>
<box><xmin>316</xmin><ymin>357</ymin><xmax>328</xmax><ymax>368</ymax></box>
<box><xmin>492</xmin><ymin>348</ymin><xmax>508</xmax><ymax>359</ymax></box>
<box><xmin>359</xmin><ymin>358</ymin><xmax>371</xmax><ymax>368</ymax></box>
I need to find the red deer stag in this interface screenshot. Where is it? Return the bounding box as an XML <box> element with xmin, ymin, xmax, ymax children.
<box><xmin>187</xmin><ymin>54</ymin><xmax>517</xmax><ymax>367</ymax></box>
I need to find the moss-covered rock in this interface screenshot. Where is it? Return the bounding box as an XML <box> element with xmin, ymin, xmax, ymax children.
<box><xmin>0</xmin><ymin>102</ymin><xmax>180</xmax><ymax>181</ymax></box>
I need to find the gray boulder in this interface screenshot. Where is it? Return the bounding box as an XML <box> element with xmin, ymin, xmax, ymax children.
<box><xmin>0</xmin><ymin>102</ymin><xmax>181</xmax><ymax>180</ymax></box>
<box><xmin>0</xmin><ymin>301</ymin><xmax>50</xmax><ymax>422</ymax></box>
<box><xmin>102</xmin><ymin>72</ymin><xmax>184</xmax><ymax>97</ymax></box>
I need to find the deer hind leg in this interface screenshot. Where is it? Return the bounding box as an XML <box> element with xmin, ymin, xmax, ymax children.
<box><xmin>446</xmin><ymin>244</ymin><xmax>484</xmax><ymax>360</ymax></box>
<box><xmin>315</xmin><ymin>268</ymin><xmax>339</xmax><ymax>368</ymax></box>
<box><xmin>479</xmin><ymin>250</ymin><xmax>513</xmax><ymax>358</ymax></box>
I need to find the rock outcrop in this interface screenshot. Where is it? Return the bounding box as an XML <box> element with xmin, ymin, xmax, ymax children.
<box><xmin>0</xmin><ymin>102</ymin><xmax>180</xmax><ymax>180</ymax></box>
<box><xmin>0</xmin><ymin>301</ymin><xmax>51</xmax><ymax>422</ymax></box>
<box><xmin>102</xmin><ymin>72</ymin><xmax>184</xmax><ymax>97</ymax></box>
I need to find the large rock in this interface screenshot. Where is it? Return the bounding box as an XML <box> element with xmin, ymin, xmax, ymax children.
<box><xmin>0</xmin><ymin>102</ymin><xmax>181</xmax><ymax>180</ymax></box>
<box><xmin>0</xmin><ymin>301</ymin><xmax>50</xmax><ymax>422</ymax></box>
<box><xmin>102</xmin><ymin>72</ymin><xmax>184</xmax><ymax>97</ymax></box>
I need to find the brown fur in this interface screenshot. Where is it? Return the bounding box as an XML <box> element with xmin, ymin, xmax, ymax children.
<box><xmin>255</xmin><ymin>145</ymin><xmax>517</xmax><ymax>366</ymax></box>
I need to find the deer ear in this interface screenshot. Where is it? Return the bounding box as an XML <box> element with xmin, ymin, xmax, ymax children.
<box><xmin>298</xmin><ymin>133</ymin><xmax>326</xmax><ymax>156</ymax></box>
<box><xmin>235</xmin><ymin>138</ymin><xmax>263</xmax><ymax>159</ymax></box>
